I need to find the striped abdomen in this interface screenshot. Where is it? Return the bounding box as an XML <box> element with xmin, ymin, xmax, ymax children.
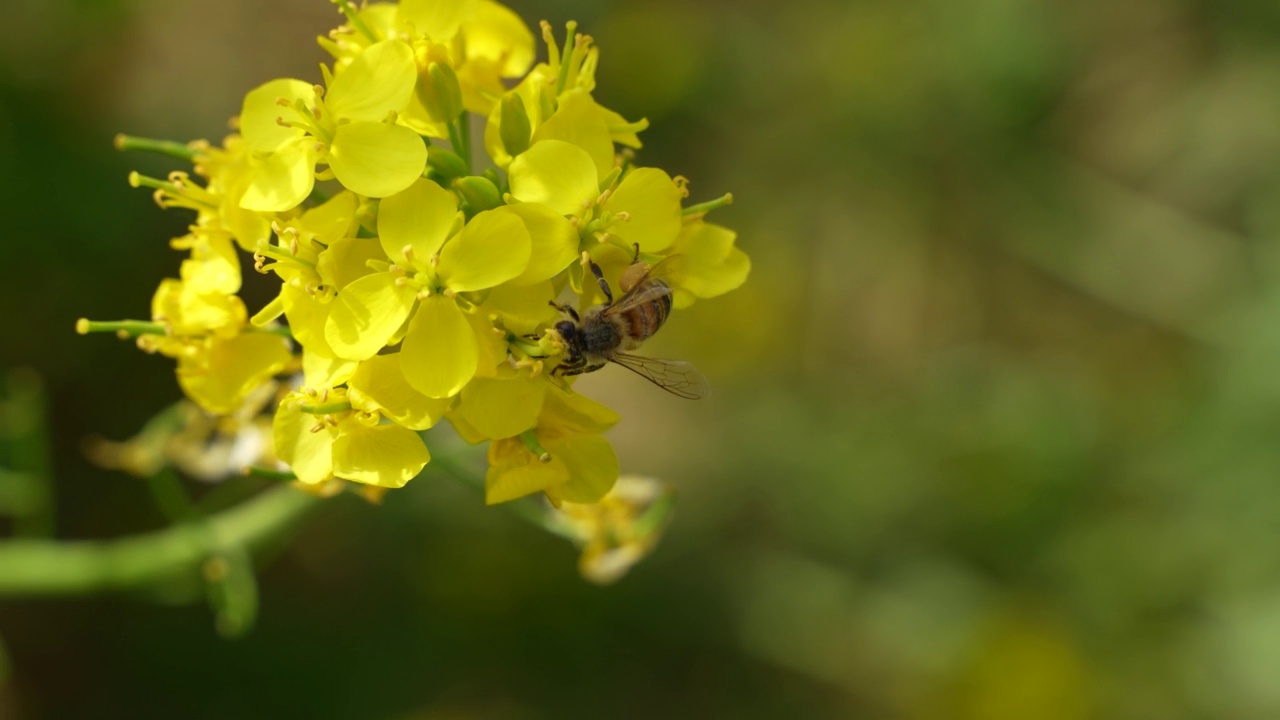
<box><xmin>617</xmin><ymin>281</ymin><xmax>672</xmax><ymax>349</ymax></box>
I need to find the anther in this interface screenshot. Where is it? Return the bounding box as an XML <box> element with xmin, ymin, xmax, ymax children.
<box><xmin>402</xmin><ymin>245</ymin><xmax>415</xmax><ymax>262</ymax></box>
<box><xmin>614</xmin><ymin>211</ymin><xmax>632</xmax><ymax>222</ymax></box>
<box><xmin>276</xmin><ymin>117</ymin><xmax>293</xmax><ymax>128</ymax></box>
<box><xmin>275</xmin><ymin>97</ymin><xmax>292</xmax><ymax>107</ymax></box>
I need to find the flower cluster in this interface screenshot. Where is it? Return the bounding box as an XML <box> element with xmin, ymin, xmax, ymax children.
<box><xmin>82</xmin><ymin>0</ymin><xmax>747</xmax><ymax>511</ymax></box>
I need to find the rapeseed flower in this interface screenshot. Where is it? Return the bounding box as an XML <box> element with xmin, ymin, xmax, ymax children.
<box><xmin>83</xmin><ymin>0</ymin><xmax>749</xmax><ymax>580</ymax></box>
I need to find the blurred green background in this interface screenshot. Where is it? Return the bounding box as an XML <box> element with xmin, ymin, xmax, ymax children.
<box><xmin>4</xmin><ymin>0</ymin><xmax>1280</xmax><ymax>717</ymax></box>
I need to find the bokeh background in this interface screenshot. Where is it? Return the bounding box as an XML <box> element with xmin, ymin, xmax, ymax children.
<box><xmin>4</xmin><ymin>0</ymin><xmax>1280</xmax><ymax>717</ymax></box>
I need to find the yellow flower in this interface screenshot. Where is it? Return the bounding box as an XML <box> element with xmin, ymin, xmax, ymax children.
<box><xmin>273</xmin><ymin>388</ymin><xmax>432</xmax><ymax>488</ymax></box>
<box><xmin>324</xmin><ymin>178</ymin><xmax>534</xmax><ymax>397</ymax></box>
<box><xmin>484</xmin><ymin>389</ymin><xmax>620</xmax><ymax>505</ymax></box>
<box><xmin>668</xmin><ymin>220</ymin><xmax>751</xmax><ymax>309</ymax></box>
<box><xmin>239</xmin><ymin>40</ymin><xmax>426</xmax><ymax>211</ymax></box>
<box><xmin>509</xmin><ymin>139</ymin><xmax>683</xmax><ymax>255</ymax></box>
<box><xmin>483</xmin><ymin>22</ymin><xmax>647</xmax><ymax>171</ymax></box>
<box><xmin>553</xmin><ymin>475</ymin><xmax>675</xmax><ymax>585</ymax></box>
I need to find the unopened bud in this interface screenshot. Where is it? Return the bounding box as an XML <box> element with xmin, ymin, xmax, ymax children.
<box><xmin>453</xmin><ymin>175</ymin><xmax>502</xmax><ymax>213</ymax></box>
<box><xmin>426</xmin><ymin>145</ymin><xmax>468</xmax><ymax>180</ymax></box>
<box><xmin>499</xmin><ymin>93</ymin><xmax>532</xmax><ymax>157</ymax></box>
<box><xmin>416</xmin><ymin>61</ymin><xmax>463</xmax><ymax>124</ymax></box>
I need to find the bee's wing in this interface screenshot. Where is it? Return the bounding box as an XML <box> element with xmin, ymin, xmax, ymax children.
<box><xmin>610</xmin><ymin>353</ymin><xmax>710</xmax><ymax>399</ymax></box>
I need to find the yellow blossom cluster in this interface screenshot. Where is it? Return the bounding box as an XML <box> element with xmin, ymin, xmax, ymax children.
<box><xmin>82</xmin><ymin>0</ymin><xmax>748</xmax><ymax>509</ymax></box>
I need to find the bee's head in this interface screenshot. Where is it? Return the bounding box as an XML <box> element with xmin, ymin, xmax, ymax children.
<box><xmin>539</xmin><ymin>321</ymin><xmax>580</xmax><ymax>362</ymax></box>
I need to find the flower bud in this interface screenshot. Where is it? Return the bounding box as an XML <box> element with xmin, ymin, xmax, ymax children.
<box><xmin>426</xmin><ymin>145</ymin><xmax>468</xmax><ymax>181</ymax></box>
<box><xmin>453</xmin><ymin>175</ymin><xmax>503</xmax><ymax>213</ymax></box>
<box><xmin>416</xmin><ymin>61</ymin><xmax>463</xmax><ymax>124</ymax></box>
<box><xmin>499</xmin><ymin>93</ymin><xmax>532</xmax><ymax>157</ymax></box>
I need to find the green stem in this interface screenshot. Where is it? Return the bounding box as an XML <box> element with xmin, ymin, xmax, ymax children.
<box><xmin>0</xmin><ymin>486</ymin><xmax>323</xmax><ymax>597</ymax></box>
<box><xmin>76</xmin><ymin>319</ymin><xmax>293</xmax><ymax>341</ymax></box>
<box><xmin>114</xmin><ymin>134</ymin><xmax>197</xmax><ymax>162</ymax></box>
<box><xmin>682</xmin><ymin>193</ymin><xmax>734</xmax><ymax>217</ymax></box>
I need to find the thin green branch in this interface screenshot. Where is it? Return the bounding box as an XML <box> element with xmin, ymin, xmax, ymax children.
<box><xmin>0</xmin><ymin>485</ymin><xmax>323</xmax><ymax>597</ymax></box>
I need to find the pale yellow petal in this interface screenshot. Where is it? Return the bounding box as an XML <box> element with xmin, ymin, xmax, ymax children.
<box><xmin>531</xmin><ymin>89</ymin><xmax>615</xmax><ymax>180</ymax></box>
<box><xmin>272</xmin><ymin>400</ymin><xmax>336</xmax><ymax>485</ymax></box>
<box><xmin>458</xmin><ymin>370</ymin><xmax>547</xmax><ymax>440</ymax></box>
<box><xmin>400</xmin><ymin>295</ymin><xmax>477</xmax><ymax>398</ymax></box>
<box><xmin>493</xmin><ymin>204</ymin><xmax>578</xmax><ymax>285</ymax></box>
<box><xmin>240</xmin><ymin>139</ymin><xmax>317</xmax><ymax>213</ymax></box>
<box><xmin>325</xmin><ymin>40</ymin><xmax>418</xmax><ymax>122</ymax></box>
<box><xmin>324</xmin><ymin>272</ymin><xmax>418</xmax><ymax>360</ymax></box>
<box><xmin>508</xmin><ymin>139</ymin><xmax>599</xmax><ymax>216</ymax></box>
<box><xmin>348</xmin><ymin>354</ymin><xmax>451</xmax><ymax>430</ymax></box>
<box><xmin>437</xmin><ymin>208</ymin><xmax>531</xmax><ymax>291</ymax></box>
<box><xmin>377</xmin><ymin>178</ymin><xmax>458</xmax><ymax>264</ymax></box>
<box><xmin>328</xmin><ymin>121</ymin><xmax>427</xmax><ymax>199</ymax></box>
<box><xmin>240</xmin><ymin>78</ymin><xmax>312</xmax><ymax>152</ymax></box>
<box><xmin>332</xmin><ymin>422</ymin><xmax>431</xmax><ymax>488</ymax></box>
<box><xmin>604</xmin><ymin>167</ymin><xmax>683</xmax><ymax>253</ymax></box>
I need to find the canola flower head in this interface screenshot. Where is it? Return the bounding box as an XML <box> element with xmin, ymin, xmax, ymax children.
<box><xmin>81</xmin><ymin>0</ymin><xmax>750</xmax><ymax>578</ymax></box>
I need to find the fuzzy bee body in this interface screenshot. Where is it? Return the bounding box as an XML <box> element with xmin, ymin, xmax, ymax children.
<box><xmin>549</xmin><ymin>258</ymin><xmax>707</xmax><ymax>399</ymax></box>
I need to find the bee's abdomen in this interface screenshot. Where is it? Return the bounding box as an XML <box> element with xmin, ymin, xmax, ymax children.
<box><xmin>622</xmin><ymin>285</ymin><xmax>672</xmax><ymax>345</ymax></box>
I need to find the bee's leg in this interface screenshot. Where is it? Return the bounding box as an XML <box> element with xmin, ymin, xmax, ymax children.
<box><xmin>548</xmin><ymin>299</ymin><xmax>580</xmax><ymax>322</ymax></box>
<box><xmin>553</xmin><ymin>356</ymin><xmax>588</xmax><ymax>377</ymax></box>
<box><xmin>631</xmin><ymin>243</ymin><xmax>641</xmax><ymax>264</ymax></box>
<box><xmin>587</xmin><ymin>260</ymin><xmax>614</xmax><ymax>305</ymax></box>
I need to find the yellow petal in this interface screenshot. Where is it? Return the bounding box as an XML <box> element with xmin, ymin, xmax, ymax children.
<box><xmin>316</xmin><ymin>236</ymin><xmax>384</xmax><ymax>291</ymax></box>
<box><xmin>604</xmin><ymin>167</ymin><xmax>683</xmax><ymax>253</ymax></box>
<box><xmin>281</xmin><ymin>284</ymin><xmax>336</xmax><ymax>355</ymax></box>
<box><xmin>272</xmin><ymin>399</ymin><xmax>336</xmax><ymax>485</ymax></box>
<box><xmin>240</xmin><ymin>138</ymin><xmax>318</xmax><ymax>213</ymax></box>
<box><xmin>508</xmin><ymin>139</ymin><xmax>598</xmax><ymax>216</ymax></box>
<box><xmin>494</xmin><ymin>204</ymin><xmax>578</xmax><ymax>285</ymax></box>
<box><xmin>531</xmin><ymin>89</ymin><xmax>615</xmax><ymax>180</ymax></box>
<box><xmin>332</xmin><ymin>421</ymin><xmax>431</xmax><ymax>488</ymax></box>
<box><xmin>400</xmin><ymin>0</ymin><xmax>477</xmax><ymax>40</ymax></box>
<box><xmin>466</xmin><ymin>309</ymin><xmax>508</xmax><ymax>379</ymax></box>
<box><xmin>240</xmin><ymin>78</ymin><xmax>312</xmax><ymax>152</ymax></box>
<box><xmin>457</xmin><ymin>370</ymin><xmax>547</xmax><ymax>439</ymax></box>
<box><xmin>328</xmin><ymin>121</ymin><xmax>427</xmax><ymax>199</ymax></box>
<box><xmin>348</xmin><ymin>354</ymin><xmax>451</xmax><ymax>430</ymax></box>
<box><xmin>324</xmin><ymin>272</ymin><xmax>418</xmax><ymax>360</ymax></box>
<box><xmin>546</xmin><ymin>433</ymin><xmax>619</xmax><ymax>504</ymax></box>
<box><xmin>465</xmin><ymin>1</ymin><xmax>535</xmax><ymax>77</ymax></box>
<box><xmin>400</xmin><ymin>295</ymin><xmax>477</xmax><ymax>398</ymax></box>
<box><xmin>485</xmin><ymin>436</ymin><xmax>567</xmax><ymax>504</ymax></box>
<box><xmin>297</xmin><ymin>190</ymin><xmax>359</xmax><ymax>243</ymax></box>
<box><xmin>438</xmin><ymin>208</ymin><xmax>531</xmax><ymax>291</ymax></box>
<box><xmin>325</xmin><ymin>40</ymin><xmax>418</xmax><ymax>122</ymax></box>
<box><xmin>177</xmin><ymin>334</ymin><xmax>292</xmax><ymax>415</ymax></box>
<box><xmin>540</xmin><ymin>389</ymin><xmax>621</xmax><ymax>434</ymax></box>
<box><xmin>377</xmin><ymin>177</ymin><xmax>458</xmax><ymax>264</ymax></box>
<box><xmin>302</xmin><ymin>348</ymin><xmax>357</xmax><ymax>389</ymax></box>
<box><xmin>481</xmin><ymin>280</ymin><xmax>558</xmax><ymax>335</ymax></box>
<box><xmin>671</xmin><ymin>221</ymin><xmax>751</xmax><ymax>301</ymax></box>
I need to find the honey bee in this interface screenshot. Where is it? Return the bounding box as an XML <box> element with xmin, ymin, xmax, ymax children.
<box><xmin>547</xmin><ymin>253</ymin><xmax>709</xmax><ymax>399</ymax></box>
